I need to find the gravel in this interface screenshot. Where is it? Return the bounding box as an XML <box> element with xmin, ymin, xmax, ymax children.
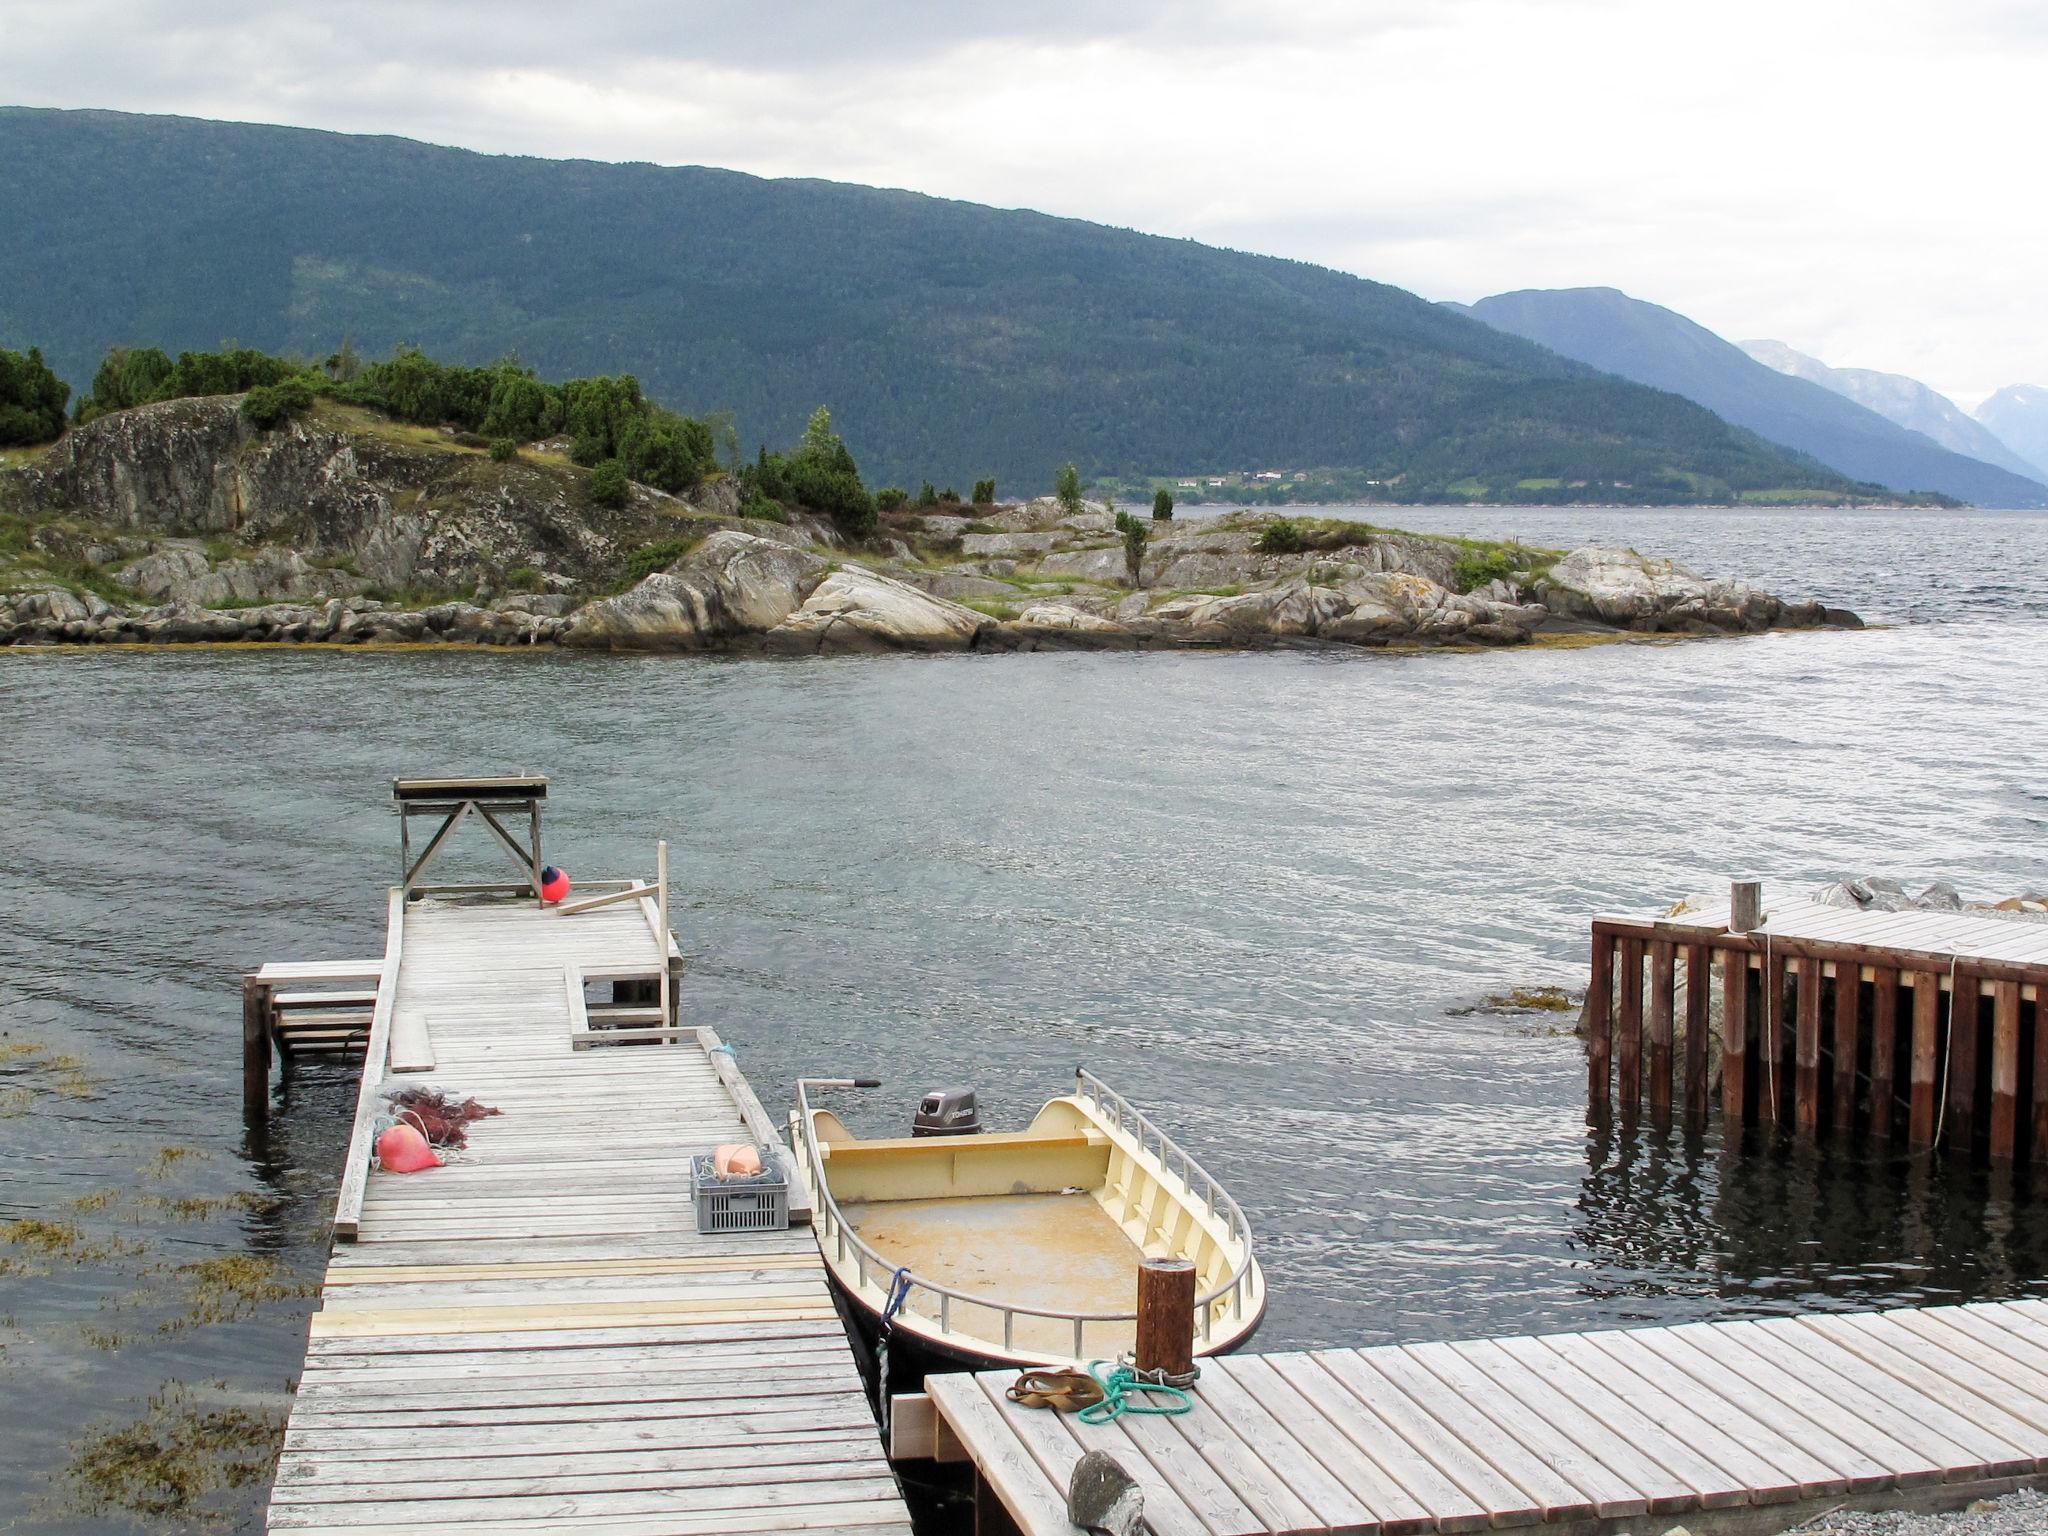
<box><xmin>1778</xmin><ymin>1488</ymin><xmax>2048</xmax><ymax>1536</ymax></box>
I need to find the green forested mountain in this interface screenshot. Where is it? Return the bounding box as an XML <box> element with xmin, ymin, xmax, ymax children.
<box><xmin>0</xmin><ymin>106</ymin><xmax>1890</xmax><ymax>502</ymax></box>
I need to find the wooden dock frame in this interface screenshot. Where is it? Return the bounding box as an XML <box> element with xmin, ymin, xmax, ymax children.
<box><xmin>1587</xmin><ymin>883</ymin><xmax>2048</xmax><ymax>1163</ymax></box>
<box><xmin>255</xmin><ymin>824</ymin><xmax>901</xmax><ymax>1531</ymax></box>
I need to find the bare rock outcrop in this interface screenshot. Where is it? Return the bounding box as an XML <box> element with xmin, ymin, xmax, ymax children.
<box><xmin>763</xmin><ymin>566</ymin><xmax>989</xmax><ymax>654</ymax></box>
<box><xmin>563</xmin><ymin>531</ymin><xmax>826</xmax><ymax>650</ymax></box>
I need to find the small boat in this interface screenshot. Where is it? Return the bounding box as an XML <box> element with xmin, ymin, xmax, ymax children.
<box><xmin>792</xmin><ymin>1069</ymin><xmax>1264</xmax><ymax>1381</ymax></box>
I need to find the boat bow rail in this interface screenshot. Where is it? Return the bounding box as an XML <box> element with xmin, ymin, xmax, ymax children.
<box><xmin>794</xmin><ymin>1068</ymin><xmax>1262</xmax><ymax>1359</ymax></box>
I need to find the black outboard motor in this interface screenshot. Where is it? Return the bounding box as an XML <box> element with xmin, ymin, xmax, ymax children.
<box><xmin>911</xmin><ymin>1086</ymin><xmax>981</xmax><ymax>1137</ymax></box>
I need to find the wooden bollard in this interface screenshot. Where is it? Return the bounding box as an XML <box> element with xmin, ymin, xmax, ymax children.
<box><xmin>1730</xmin><ymin>880</ymin><xmax>1763</xmax><ymax>933</ymax></box>
<box><xmin>242</xmin><ymin>976</ymin><xmax>272</xmax><ymax>1123</ymax></box>
<box><xmin>1135</xmin><ymin>1257</ymin><xmax>1195</xmax><ymax>1380</ymax></box>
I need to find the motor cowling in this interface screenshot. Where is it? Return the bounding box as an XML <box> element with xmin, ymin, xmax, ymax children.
<box><xmin>912</xmin><ymin>1086</ymin><xmax>981</xmax><ymax>1137</ymax></box>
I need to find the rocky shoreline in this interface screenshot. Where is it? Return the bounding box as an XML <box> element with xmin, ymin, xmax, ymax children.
<box><xmin>1</xmin><ymin>395</ymin><xmax>1863</xmax><ymax>655</ymax></box>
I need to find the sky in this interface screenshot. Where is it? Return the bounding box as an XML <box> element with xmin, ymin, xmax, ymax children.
<box><xmin>2</xmin><ymin>0</ymin><xmax>2039</xmax><ymax>406</ymax></box>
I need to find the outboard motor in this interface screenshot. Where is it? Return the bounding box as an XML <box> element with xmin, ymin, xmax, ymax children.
<box><xmin>912</xmin><ymin>1086</ymin><xmax>981</xmax><ymax>1137</ymax></box>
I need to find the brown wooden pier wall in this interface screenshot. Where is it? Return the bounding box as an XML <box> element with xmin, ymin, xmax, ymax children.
<box><xmin>1588</xmin><ymin>900</ymin><xmax>2048</xmax><ymax>1163</ymax></box>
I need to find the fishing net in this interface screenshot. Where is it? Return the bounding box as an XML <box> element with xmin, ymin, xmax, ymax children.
<box><xmin>385</xmin><ymin>1087</ymin><xmax>501</xmax><ymax>1148</ymax></box>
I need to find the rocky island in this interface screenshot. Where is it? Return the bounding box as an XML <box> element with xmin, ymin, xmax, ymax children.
<box><xmin>0</xmin><ymin>394</ymin><xmax>1860</xmax><ymax>654</ymax></box>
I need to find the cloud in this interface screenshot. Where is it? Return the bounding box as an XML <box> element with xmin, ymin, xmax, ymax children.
<box><xmin>0</xmin><ymin>0</ymin><xmax>2040</xmax><ymax>400</ymax></box>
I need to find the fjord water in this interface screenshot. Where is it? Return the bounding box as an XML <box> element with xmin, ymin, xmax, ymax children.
<box><xmin>3</xmin><ymin>505</ymin><xmax>2046</xmax><ymax>1529</ymax></box>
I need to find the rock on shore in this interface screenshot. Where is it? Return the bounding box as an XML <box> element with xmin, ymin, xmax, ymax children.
<box><xmin>0</xmin><ymin>398</ymin><xmax>1865</xmax><ymax>655</ymax></box>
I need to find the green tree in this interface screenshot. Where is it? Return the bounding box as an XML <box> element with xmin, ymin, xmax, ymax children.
<box><xmin>1122</xmin><ymin>516</ymin><xmax>1147</xmax><ymax>587</ymax></box>
<box><xmin>588</xmin><ymin>458</ymin><xmax>630</xmax><ymax>507</ymax></box>
<box><xmin>0</xmin><ymin>346</ymin><xmax>70</xmax><ymax>444</ymax></box>
<box><xmin>1152</xmin><ymin>487</ymin><xmax>1175</xmax><ymax>520</ymax></box>
<box><xmin>74</xmin><ymin>345</ymin><xmax>173</xmax><ymax>422</ymax></box>
<box><xmin>240</xmin><ymin>376</ymin><xmax>314</xmax><ymax>429</ymax></box>
<box><xmin>786</xmin><ymin>406</ymin><xmax>876</xmax><ymax>539</ymax></box>
<box><xmin>489</xmin><ymin>437</ymin><xmax>517</xmax><ymax>461</ymax></box>
<box><xmin>972</xmin><ymin>478</ymin><xmax>995</xmax><ymax>505</ymax></box>
<box><xmin>875</xmin><ymin>486</ymin><xmax>908</xmax><ymax>511</ymax></box>
<box><xmin>1054</xmin><ymin>461</ymin><xmax>1082</xmax><ymax>516</ymax></box>
<box><xmin>917</xmin><ymin>480</ymin><xmax>939</xmax><ymax>508</ymax></box>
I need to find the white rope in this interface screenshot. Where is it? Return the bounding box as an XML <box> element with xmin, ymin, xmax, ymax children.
<box><xmin>1930</xmin><ymin>952</ymin><xmax>1961</xmax><ymax>1152</ymax></box>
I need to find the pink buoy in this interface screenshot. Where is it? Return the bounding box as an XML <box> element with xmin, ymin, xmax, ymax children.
<box><xmin>541</xmin><ymin>864</ymin><xmax>571</xmax><ymax>903</ymax></box>
<box><xmin>376</xmin><ymin>1121</ymin><xmax>439</xmax><ymax>1173</ymax></box>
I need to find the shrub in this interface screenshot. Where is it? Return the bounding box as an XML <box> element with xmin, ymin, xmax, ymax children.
<box><xmin>588</xmin><ymin>458</ymin><xmax>630</xmax><ymax>508</ymax></box>
<box><xmin>239</xmin><ymin>376</ymin><xmax>315</xmax><ymax>430</ymax></box>
<box><xmin>972</xmin><ymin>478</ymin><xmax>995</xmax><ymax>505</ymax></box>
<box><xmin>1152</xmin><ymin>488</ymin><xmax>1175</xmax><ymax>521</ymax></box>
<box><xmin>740</xmin><ymin>492</ymin><xmax>789</xmax><ymax>523</ymax></box>
<box><xmin>1255</xmin><ymin>518</ymin><xmax>1305</xmax><ymax>554</ymax></box>
<box><xmin>875</xmin><ymin>486</ymin><xmax>908</xmax><ymax>512</ymax></box>
<box><xmin>0</xmin><ymin>346</ymin><xmax>71</xmax><ymax>445</ymax></box>
<box><xmin>939</xmin><ymin>487</ymin><xmax>961</xmax><ymax>504</ymax></box>
<box><xmin>619</xmin><ymin>534</ymin><xmax>700</xmax><ymax>585</ymax></box>
<box><xmin>489</xmin><ymin>437</ymin><xmax>517</xmax><ymax>462</ymax></box>
<box><xmin>916</xmin><ymin>481</ymin><xmax>939</xmax><ymax>508</ymax></box>
<box><xmin>1054</xmin><ymin>461</ymin><xmax>1082</xmax><ymax>516</ymax></box>
<box><xmin>570</xmin><ymin>434</ymin><xmax>606</xmax><ymax>468</ymax></box>
<box><xmin>504</xmin><ymin>565</ymin><xmax>545</xmax><ymax>593</ymax></box>
<box><xmin>1450</xmin><ymin>546</ymin><xmax>1518</xmax><ymax>594</ymax></box>
<box><xmin>1123</xmin><ymin>518</ymin><xmax>1147</xmax><ymax>587</ymax></box>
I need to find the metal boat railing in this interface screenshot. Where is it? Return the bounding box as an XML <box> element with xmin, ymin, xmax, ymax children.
<box><xmin>792</xmin><ymin>1069</ymin><xmax>1260</xmax><ymax>1359</ymax></box>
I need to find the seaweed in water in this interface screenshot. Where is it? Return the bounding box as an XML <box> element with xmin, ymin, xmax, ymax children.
<box><xmin>386</xmin><ymin>1086</ymin><xmax>501</xmax><ymax>1147</ymax></box>
<box><xmin>63</xmin><ymin>1382</ymin><xmax>286</xmax><ymax>1524</ymax></box>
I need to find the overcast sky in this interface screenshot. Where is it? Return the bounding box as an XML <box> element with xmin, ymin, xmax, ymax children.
<box><xmin>4</xmin><ymin>0</ymin><xmax>2039</xmax><ymax>405</ymax></box>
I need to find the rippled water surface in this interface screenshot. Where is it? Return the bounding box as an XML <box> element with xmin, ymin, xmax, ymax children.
<box><xmin>3</xmin><ymin>506</ymin><xmax>2047</xmax><ymax>1529</ymax></box>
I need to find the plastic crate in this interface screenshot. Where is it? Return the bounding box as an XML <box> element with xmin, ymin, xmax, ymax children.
<box><xmin>690</xmin><ymin>1151</ymin><xmax>790</xmax><ymax>1233</ymax></box>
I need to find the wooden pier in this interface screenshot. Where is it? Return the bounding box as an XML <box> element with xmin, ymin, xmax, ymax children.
<box><xmin>258</xmin><ymin>780</ymin><xmax>909</xmax><ymax>1535</ymax></box>
<box><xmin>1587</xmin><ymin>882</ymin><xmax>2048</xmax><ymax>1161</ymax></box>
<box><xmin>908</xmin><ymin>1300</ymin><xmax>2048</xmax><ymax>1536</ymax></box>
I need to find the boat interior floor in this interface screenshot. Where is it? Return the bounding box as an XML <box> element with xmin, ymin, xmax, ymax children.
<box><xmin>843</xmin><ymin>1192</ymin><xmax>1146</xmax><ymax>1356</ymax></box>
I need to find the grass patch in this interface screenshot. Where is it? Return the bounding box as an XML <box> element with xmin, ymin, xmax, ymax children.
<box><xmin>0</xmin><ymin>438</ymin><xmax>58</xmax><ymax>469</ymax></box>
<box><xmin>614</xmin><ymin>532</ymin><xmax>706</xmax><ymax>589</ymax></box>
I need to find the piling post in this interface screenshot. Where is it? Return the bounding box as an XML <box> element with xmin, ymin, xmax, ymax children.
<box><xmin>2034</xmin><ymin>991</ymin><xmax>2048</xmax><ymax>1163</ymax></box>
<box><xmin>1760</xmin><ymin>950</ymin><xmax>1788</xmax><ymax>1124</ymax></box>
<box><xmin>1648</xmin><ymin>941</ymin><xmax>1675</xmax><ymax>1124</ymax></box>
<box><xmin>1617</xmin><ymin>937</ymin><xmax>1644</xmax><ymax>1120</ymax></box>
<box><xmin>1135</xmin><ymin>1257</ymin><xmax>1196</xmax><ymax>1381</ymax></box>
<box><xmin>242</xmin><ymin>975</ymin><xmax>272</xmax><ymax>1123</ymax></box>
<box><xmin>1587</xmin><ymin>928</ymin><xmax>1613</xmax><ymax>1112</ymax></box>
<box><xmin>1949</xmin><ymin>977</ymin><xmax>1980</xmax><ymax>1152</ymax></box>
<box><xmin>1870</xmin><ymin>969</ymin><xmax>1899</xmax><ymax>1140</ymax></box>
<box><xmin>1990</xmin><ymin>980</ymin><xmax>2020</xmax><ymax>1161</ymax></box>
<box><xmin>1794</xmin><ymin>961</ymin><xmax>1823</xmax><ymax>1131</ymax></box>
<box><xmin>1720</xmin><ymin>949</ymin><xmax>1749</xmax><ymax>1125</ymax></box>
<box><xmin>1684</xmin><ymin>945</ymin><xmax>1710</xmax><ymax>1120</ymax></box>
<box><xmin>1909</xmin><ymin>973</ymin><xmax>1939</xmax><ymax>1147</ymax></box>
<box><xmin>1833</xmin><ymin>966</ymin><xmax>1861</xmax><ymax>1133</ymax></box>
<box><xmin>1729</xmin><ymin>880</ymin><xmax>1763</xmax><ymax>933</ymax></box>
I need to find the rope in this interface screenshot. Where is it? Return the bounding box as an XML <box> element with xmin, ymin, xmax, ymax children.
<box><xmin>880</xmin><ymin>1267</ymin><xmax>913</xmax><ymax>1327</ymax></box>
<box><xmin>708</xmin><ymin>1043</ymin><xmax>736</xmax><ymax>1062</ymax></box>
<box><xmin>1931</xmin><ymin>952</ymin><xmax>1961</xmax><ymax>1152</ymax></box>
<box><xmin>1075</xmin><ymin>1359</ymin><xmax>1199</xmax><ymax>1425</ymax></box>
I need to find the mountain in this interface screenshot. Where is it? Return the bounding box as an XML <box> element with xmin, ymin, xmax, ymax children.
<box><xmin>1738</xmin><ymin>340</ymin><xmax>2044</xmax><ymax>482</ymax></box>
<box><xmin>0</xmin><ymin>106</ymin><xmax>1884</xmax><ymax>505</ymax></box>
<box><xmin>1976</xmin><ymin>386</ymin><xmax>2048</xmax><ymax>482</ymax></box>
<box><xmin>1459</xmin><ymin>288</ymin><xmax>2048</xmax><ymax>507</ymax></box>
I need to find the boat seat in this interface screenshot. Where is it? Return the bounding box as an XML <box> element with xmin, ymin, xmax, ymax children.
<box><xmin>819</xmin><ymin>1129</ymin><xmax>1108</xmax><ymax>1160</ymax></box>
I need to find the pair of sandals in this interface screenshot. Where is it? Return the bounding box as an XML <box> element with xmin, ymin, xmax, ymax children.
<box><xmin>1006</xmin><ymin>1366</ymin><xmax>1105</xmax><ymax>1413</ymax></box>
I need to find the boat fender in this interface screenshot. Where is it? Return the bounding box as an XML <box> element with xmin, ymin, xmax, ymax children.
<box><xmin>711</xmin><ymin>1143</ymin><xmax>762</xmax><ymax>1177</ymax></box>
<box><xmin>375</xmin><ymin>1119</ymin><xmax>440</xmax><ymax>1173</ymax></box>
<box><xmin>540</xmin><ymin>864</ymin><xmax>571</xmax><ymax>903</ymax></box>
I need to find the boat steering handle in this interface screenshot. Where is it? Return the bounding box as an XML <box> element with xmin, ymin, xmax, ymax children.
<box><xmin>799</xmin><ymin>1077</ymin><xmax>881</xmax><ymax>1090</ymax></box>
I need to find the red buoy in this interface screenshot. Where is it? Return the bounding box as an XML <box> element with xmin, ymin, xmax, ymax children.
<box><xmin>541</xmin><ymin>864</ymin><xmax>571</xmax><ymax>902</ymax></box>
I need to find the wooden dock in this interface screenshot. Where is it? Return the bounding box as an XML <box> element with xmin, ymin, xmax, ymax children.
<box><xmin>914</xmin><ymin>1299</ymin><xmax>2048</xmax><ymax>1536</ymax></box>
<box><xmin>1588</xmin><ymin>882</ymin><xmax>2048</xmax><ymax>1160</ymax></box>
<box><xmin>262</xmin><ymin>871</ymin><xmax>910</xmax><ymax>1534</ymax></box>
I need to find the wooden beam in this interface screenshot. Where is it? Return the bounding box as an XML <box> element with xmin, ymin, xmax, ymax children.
<box><xmin>1648</xmin><ymin>940</ymin><xmax>1675</xmax><ymax>1124</ymax></box>
<box><xmin>334</xmin><ymin>888</ymin><xmax>407</xmax><ymax>1241</ymax></box>
<box><xmin>1990</xmin><ymin>979</ymin><xmax>2021</xmax><ymax>1162</ymax></box>
<box><xmin>1587</xmin><ymin>929</ymin><xmax>1613</xmax><ymax>1111</ymax></box>
<box><xmin>1684</xmin><ymin>944</ymin><xmax>1710</xmax><ymax>1121</ymax></box>
<box><xmin>555</xmin><ymin>882</ymin><xmax>654</xmax><ymax>917</ymax></box>
<box><xmin>1794</xmin><ymin>959</ymin><xmax>1822</xmax><ymax>1131</ymax></box>
<box><xmin>1617</xmin><ymin>936</ymin><xmax>1644</xmax><ymax>1119</ymax></box>
<box><xmin>1720</xmin><ymin>950</ymin><xmax>1748</xmax><ymax>1126</ymax></box>
<box><xmin>1949</xmin><ymin>975</ymin><xmax>1979</xmax><ymax>1151</ymax></box>
<box><xmin>1135</xmin><ymin>1256</ymin><xmax>1196</xmax><ymax>1379</ymax></box>
<box><xmin>1833</xmin><ymin>964</ymin><xmax>1861</xmax><ymax>1134</ymax></box>
<box><xmin>242</xmin><ymin>976</ymin><xmax>272</xmax><ymax>1123</ymax></box>
<box><xmin>1598</xmin><ymin>918</ymin><xmax>2048</xmax><ymax>993</ymax></box>
<box><xmin>1870</xmin><ymin>968</ymin><xmax>1899</xmax><ymax>1141</ymax></box>
<box><xmin>1909</xmin><ymin>972</ymin><xmax>1939</xmax><ymax>1147</ymax></box>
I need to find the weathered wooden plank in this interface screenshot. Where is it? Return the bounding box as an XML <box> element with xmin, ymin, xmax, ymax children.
<box><xmin>1911</xmin><ymin>972</ymin><xmax>1940</xmax><ymax>1146</ymax></box>
<box><xmin>1870</xmin><ymin>967</ymin><xmax>1900</xmax><ymax>1140</ymax></box>
<box><xmin>1588</xmin><ymin>928</ymin><xmax>1613</xmax><ymax>1109</ymax></box>
<box><xmin>1648</xmin><ymin>939</ymin><xmax>1676</xmax><ymax>1123</ymax></box>
<box><xmin>922</xmin><ymin>1376</ymin><xmax>1090</xmax><ymax>1536</ymax></box>
<box><xmin>1761</xmin><ymin>947</ymin><xmax>1789</xmax><ymax>1124</ymax></box>
<box><xmin>1991</xmin><ymin>979</ymin><xmax>2021</xmax><ymax>1160</ymax></box>
<box><xmin>1617</xmin><ymin>935</ymin><xmax>1644</xmax><ymax>1117</ymax></box>
<box><xmin>1796</xmin><ymin>958</ymin><xmax>1824</xmax><ymax>1130</ymax></box>
<box><xmin>1684</xmin><ymin>943</ymin><xmax>1710</xmax><ymax>1120</ymax></box>
<box><xmin>1190</xmin><ymin>1357</ymin><xmax>1397</xmax><ymax>1534</ymax></box>
<box><xmin>1833</xmin><ymin>967</ymin><xmax>1861</xmax><ymax>1133</ymax></box>
<box><xmin>1949</xmin><ymin>976</ymin><xmax>1981</xmax><ymax>1150</ymax></box>
<box><xmin>1721</xmin><ymin>946</ymin><xmax>1749</xmax><ymax>1125</ymax></box>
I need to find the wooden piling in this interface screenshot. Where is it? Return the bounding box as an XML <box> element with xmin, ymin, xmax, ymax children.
<box><xmin>1870</xmin><ymin>968</ymin><xmax>1899</xmax><ymax>1140</ymax></box>
<box><xmin>1720</xmin><ymin>953</ymin><xmax>1749</xmax><ymax>1125</ymax></box>
<box><xmin>1617</xmin><ymin>936</ymin><xmax>1644</xmax><ymax>1118</ymax></box>
<box><xmin>1648</xmin><ymin>940</ymin><xmax>1675</xmax><ymax>1123</ymax></box>
<box><xmin>1684</xmin><ymin>944</ymin><xmax>1710</xmax><ymax>1120</ymax></box>
<box><xmin>1990</xmin><ymin>979</ymin><xmax>2021</xmax><ymax>1162</ymax></box>
<box><xmin>1832</xmin><ymin>964</ymin><xmax>1861</xmax><ymax>1133</ymax></box>
<box><xmin>241</xmin><ymin>976</ymin><xmax>272</xmax><ymax>1122</ymax></box>
<box><xmin>1794</xmin><ymin>961</ymin><xmax>1823</xmax><ymax>1131</ymax></box>
<box><xmin>1587</xmin><ymin>929</ymin><xmax>1613</xmax><ymax>1111</ymax></box>
<box><xmin>1949</xmin><ymin>976</ymin><xmax>1979</xmax><ymax>1150</ymax></box>
<box><xmin>1910</xmin><ymin>972</ymin><xmax>1939</xmax><ymax>1147</ymax></box>
<box><xmin>1760</xmin><ymin>949</ymin><xmax>1788</xmax><ymax>1124</ymax></box>
<box><xmin>1730</xmin><ymin>880</ymin><xmax>1763</xmax><ymax>932</ymax></box>
<box><xmin>1135</xmin><ymin>1257</ymin><xmax>1196</xmax><ymax>1380</ymax></box>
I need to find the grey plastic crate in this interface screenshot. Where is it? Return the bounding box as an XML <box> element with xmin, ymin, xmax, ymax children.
<box><xmin>689</xmin><ymin>1151</ymin><xmax>790</xmax><ymax>1233</ymax></box>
